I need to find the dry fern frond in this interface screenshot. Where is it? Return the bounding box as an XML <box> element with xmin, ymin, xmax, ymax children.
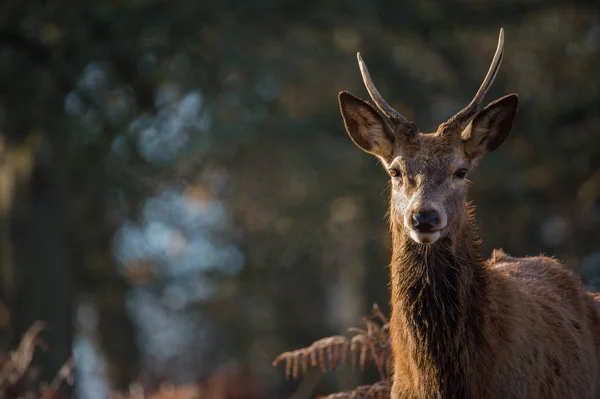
<box><xmin>347</xmin><ymin>304</ymin><xmax>390</xmax><ymax>380</ymax></box>
<box><xmin>318</xmin><ymin>381</ymin><xmax>392</xmax><ymax>399</ymax></box>
<box><xmin>589</xmin><ymin>291</ymin><xmax>600</xmax><ymax>303</ymax></box>
<box><xmin>273</xmin><ymin>303</ymin><xmax>391</xmax><ymax>383</ymax></box>
<box><xmin>0</xmin><ymin>322</ymin><xmax>74</xmax><ymax>398</ymax></box>
<box><xmin>42</xmin><ymin>357</ymin><xmax>74</xmax><ymax>399</ymax></box>
<box><xmin>0</xmin><ymin>321</ymin><xmax>45</xmax><ymax>388</ymax></box>
<box><xmin>273</xmin><ymin>335</ymin><xmax>350</xmax><ymax>379</ymax></box>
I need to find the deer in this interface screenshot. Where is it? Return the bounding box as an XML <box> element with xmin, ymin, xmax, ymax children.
<box><xmin>337</xmin><ymin>28</ymin><xmax>600</xmax><ymax>399</ymax></box>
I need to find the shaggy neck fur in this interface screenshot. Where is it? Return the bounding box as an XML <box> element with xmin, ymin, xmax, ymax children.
<box><xmin>389</xmin><ymin>204</ymin><xmax>489</xmax><ymax>398</ymax></box>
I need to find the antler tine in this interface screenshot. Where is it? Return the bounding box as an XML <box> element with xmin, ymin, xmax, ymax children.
<box><xmin>445</xmin><ymin>28</ymin><xmax>505</xmax><ymax>132</ymax></box>
<box><xmin>357</xmin><ymin>52</ymin><xmax>413</xmax><ymax>130</ymax></box>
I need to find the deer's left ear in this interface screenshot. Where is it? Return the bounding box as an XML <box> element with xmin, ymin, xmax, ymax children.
<box><xmin>461</xmin><ymin>94</ymin><xmax>518</xmax><ymax>159</ymax></box>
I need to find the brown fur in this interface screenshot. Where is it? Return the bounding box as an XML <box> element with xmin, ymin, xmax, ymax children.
<box><xmin>338</xmin><ymin>90</ymin><xmax>600</xmax><ymax>398</ymax></box>
<box><xmin>388</xmin><ymin>204</ymin><xmax>600</xmax><ymax>399</ymax></box>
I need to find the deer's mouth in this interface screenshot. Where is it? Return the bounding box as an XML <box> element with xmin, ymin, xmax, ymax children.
<box><xmin>409</xmin><ymin>227</ymin><xmax>446</xmax><ymax>244</ymax></box>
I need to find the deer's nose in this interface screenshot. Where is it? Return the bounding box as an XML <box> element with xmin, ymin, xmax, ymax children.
<box><xmin>411</xmin><ymin>210</ymin><xmax>439</xmax><ymax>233</ymax></box>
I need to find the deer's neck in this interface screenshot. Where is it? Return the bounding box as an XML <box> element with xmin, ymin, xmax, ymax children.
<box><xmin>389</xmin><ymin>209</ymin><xmax>488</xmax><ymax>396</ymax></box>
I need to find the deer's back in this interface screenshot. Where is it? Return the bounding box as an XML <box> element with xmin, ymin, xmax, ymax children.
<box><xmin>484</xmin><ymin>250</ymin><xmax>600</xmax><ymax>399</ymax></box>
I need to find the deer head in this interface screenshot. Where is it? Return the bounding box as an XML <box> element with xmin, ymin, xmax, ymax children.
<box><xmin>339</xmin><ymin>29</ymin><xmax>518</xmax><ymax>244</ymax></box>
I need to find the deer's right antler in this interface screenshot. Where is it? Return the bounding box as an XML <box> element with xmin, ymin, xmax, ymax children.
<box><xmin>442</xmin><ymin>28</ymin><xmax>505</xmax><ymax>134</ymax></box>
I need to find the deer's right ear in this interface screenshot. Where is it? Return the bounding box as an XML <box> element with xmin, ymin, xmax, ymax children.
<box><xmin>338</xmin><ymin>91</ymin><xmax>395</xmax><ymax>161</ymax></box>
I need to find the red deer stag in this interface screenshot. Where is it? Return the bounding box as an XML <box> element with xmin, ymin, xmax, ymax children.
<box><xmin>338</xmin><ymin>28</ymin><xmax>600</xmax><ymax>399</ymax></box>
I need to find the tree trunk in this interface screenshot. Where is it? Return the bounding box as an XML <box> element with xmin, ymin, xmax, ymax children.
<box><xmin>8</xmin><ymin>137</ymin><xmax>73</xmax><ymax>382</ymax></box>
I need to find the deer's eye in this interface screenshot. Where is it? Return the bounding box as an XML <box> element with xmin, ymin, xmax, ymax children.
<box><xmin>389</xmin><ymin>168</ymin><xmax>401</xmax><ymax>178</ymax></box>
<box><xmin>454</xmin><ymin>168</ymin><xmax>468</xmax><ymax>179</ymax></box>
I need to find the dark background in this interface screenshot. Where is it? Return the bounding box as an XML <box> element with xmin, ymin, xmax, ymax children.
<box><xmin>1</xmin><ymin>0</ymin><xmax>599</xmax><ymax>397</ymax></box>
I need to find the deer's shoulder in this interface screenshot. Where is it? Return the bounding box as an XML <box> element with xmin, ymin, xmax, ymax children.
<box><xmin>488</xmin><ymin>248</ymin><xmax>586</xmax><ymax>301</ymax></box>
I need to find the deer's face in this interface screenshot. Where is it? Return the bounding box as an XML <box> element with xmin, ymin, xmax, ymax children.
<box><xmin>385</xmin><ymin>138</ymin><xmax>470</xmax><ymax>244</ymax></box>
<box><xmin>338</xmin><ymin>92</ymin><xmax>518</xmax><ymax>245</ymax></box>
<box><xmin>338</xmin><ymin>29</ymin><xmax>518</xmax><ymax>244</ymax></box>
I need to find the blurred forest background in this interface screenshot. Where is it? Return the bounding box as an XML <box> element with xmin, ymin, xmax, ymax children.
<box><xmin>1</xmin><ymin>0</ymin><xmax>600</xmax><ymax>397</ymax></box>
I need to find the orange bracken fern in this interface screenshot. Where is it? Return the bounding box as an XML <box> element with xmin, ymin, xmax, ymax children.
<box><xmin>273</xmin><ymin>304</ymin><xmax>392</xmax><ymax>399</ymax></box>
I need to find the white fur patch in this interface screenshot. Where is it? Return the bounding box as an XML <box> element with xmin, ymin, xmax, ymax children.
<box><xmin>409</xmin><ymin>230</ymin><xmax>441</xmax><ymax>244</ymax></box>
